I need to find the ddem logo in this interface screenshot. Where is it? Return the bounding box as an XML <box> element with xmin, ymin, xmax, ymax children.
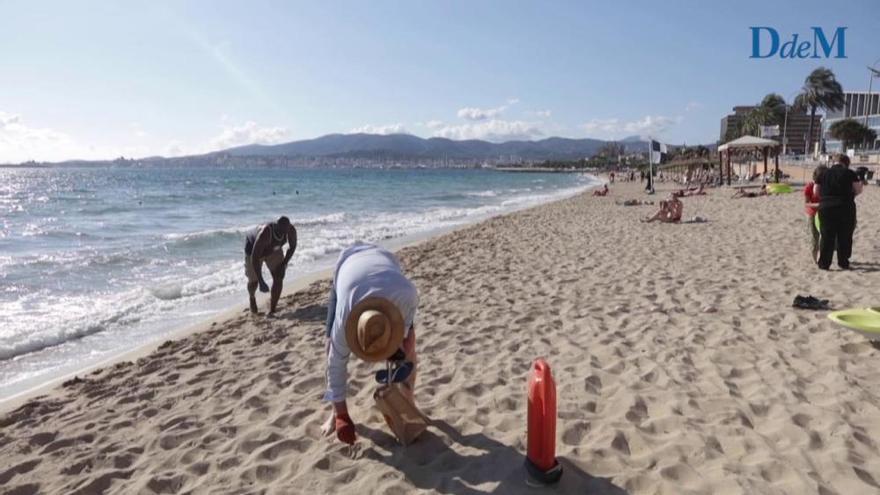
<box><xmin>750</xmin><ymin>27</ymin><xmax>846</xmax><ymax>59</ymax></box>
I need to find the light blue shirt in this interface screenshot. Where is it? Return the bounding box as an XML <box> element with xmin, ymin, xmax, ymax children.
<box><xmin>324</xmin><ymin>242</ymin><xmax>418</xmax><ymax>402</ymax></box>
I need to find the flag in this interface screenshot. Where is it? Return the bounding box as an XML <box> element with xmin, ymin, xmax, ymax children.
<box><xmin>650</xmin><ymin>140</ymin><xmax>667</xmax><ymax>165</ymax></box>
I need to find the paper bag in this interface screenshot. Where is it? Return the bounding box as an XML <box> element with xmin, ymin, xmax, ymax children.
<box><xmin>373</xmin><ymin>384</ymin><xmax>428</xmax><ymax>446</ymax></box>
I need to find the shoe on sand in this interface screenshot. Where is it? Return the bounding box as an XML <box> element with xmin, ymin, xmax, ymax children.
<box><xmin>793</xmin><ymin>295</ymin><xmax>830</xmax><ymax>310</ymax></box>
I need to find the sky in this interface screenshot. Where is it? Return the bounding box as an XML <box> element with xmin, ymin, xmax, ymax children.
<box><xmin>1</xmin><ymin>0</ymin><xmax>878</xmax><ymax>163</ymax></box>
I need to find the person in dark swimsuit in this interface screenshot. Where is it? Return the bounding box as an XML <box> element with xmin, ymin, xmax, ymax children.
<box><xmin>244</xmin><ymin>216</ymin><xmax>297</xmax><ymax>314</ymax></box>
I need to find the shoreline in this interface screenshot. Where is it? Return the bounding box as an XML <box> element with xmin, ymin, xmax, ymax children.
<box><xmin>0</xmin><ymin>177</ymin><xmax>596</xmax><ymax>413</ymax></box>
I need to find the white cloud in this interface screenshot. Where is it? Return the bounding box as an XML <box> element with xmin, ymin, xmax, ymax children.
<box><xmin>431</xmin><ymin>119</ymin><xmax>543</xmax><ymax>142</ymax></box>
<box><xmin>0</xmin><ymin>112</ymin><xmax>294</xmax><ymax>163</ymax></box>
<box><xmin>166</xmin><ymin>119</ymin><xmax>294</xmax><ymax>157</ymax></box>
<box><xmin>0</xmin><ymin>111</ymin><xmax>115</xmax><ymax>163</ymax></box>
<box><xmin>685</xmin><ymin>101</ymin><xmax>702</xmax><ymax>112</ymax></box>
<box><xmin>428</xmin><ymin>99</ymin><xmax>544</xmax><ymax>141</ymax></box>
<box><xmin>530</xmin><ymin>109</ymin><xmax>552</xmax><ymax>118</ymax></box>
<box><xmin>581</xmin><ymin>115</ymin><xmax>681</xmax><ymax>139</ymax></box>
<box><xmin>456</xmin><ymin>99</ymin><xmax>520</xmax><ymax>121</ymax></box>
<box><xmin>349</xmin><ymin>123</ymin><xmax>408</xmax><ymax>135</ymax></box>
<box><xmin>423</xmin><ymin>120</ymin><xmax>445</xmax><ymax>129</ymax></box>
<box><xmin>208</xmin><ymin>120</ymin><xmax>290</xmax><ymax>150</ymax></box>
<box><xmin>457</xmin><ymin>106</ymin><xmax>506</xmax><ymax>121</ymax></box>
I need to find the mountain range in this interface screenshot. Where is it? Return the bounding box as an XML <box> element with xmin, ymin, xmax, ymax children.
<box><xmin>221</xmin><ymin>133</ymin><xmax>646</xmax><ymax>161</ymax></box>
<box><xmin>6</xmin><ymin>133</ymin><xmax>671</xmax><ymax>167</ymax></box>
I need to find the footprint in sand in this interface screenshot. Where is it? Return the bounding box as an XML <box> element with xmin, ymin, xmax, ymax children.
<box><xmin>561</xmin><ymin>421</ymin><xmax>591</xmax><ymax>446</ymax></box>
<box><xmin>218</xmin><ymin>456</ymin><xmax>241</xmax><ymax>470</ymax></box>
<box><xmin>253</xmin><ymin>463</ymin><xmax>282</xmax><ymax>483</ymax></box>
<box><xmin>67</xmin><ymin>469</ymin><xmax>134</xmax><ymax>495</ymax></box>
<box><xmin>611</xmin><ymin>431</ymin><xmax>630</xmax><ymax>456</ymax></box>
<box><xmin>28</xmin><ymin>431</ymin><xmax>57</xmax><ymax>447</ymax></box>
<box><xmin>584</xmin><ymin>375</ymin><xmax>602</xmax><ymax>395</ymax></box>
<box><xmin>808</xmin><ymin>430</ymin><xmax>823</xmax><ymax>450</ymax></box>
<box><xmin>791</xmin><ymin>413</ymin><xmax>811</xmax><ymax>428</ymax></box>
<box><xmin>660</xmin><ymin>463</ymin><xmax>699</xmax><ymax>485</ymax></box>
<box><xmin>0</xmin><ymin>459</ymin><xmax>42</xmax><ymax>484</ymax></box>
<box><xmin>853</xmin><ymin>467</ymin><xmax>880</xmax><ymax>490</ymax></box>
<box><xmin>704</xmin><ymin>435</ymin><xmax>724</xmax><ymax>458</ymax></box>
<box><xmin>3</xmin><ymin>483</ymin><xmax>40</xmax><ymax>495</ymax></box>
<box><xmin>625</xmin><ymin>397</ymin><xmax>648</xmax><ymax>424</ymax></box>
<box><xmin>238</xmin><ymin>432</ymin><xmax>283</xmax><ymax>455</ymax></box>
<box><xmin>146</xmin><ymin>473</ymin><xmax>187</xmax><ymax>493</ymax></box>
<box><xmin>257</xmin><ymin>438</ymin><xmax>310</xmax><ymax>461</ymax></box>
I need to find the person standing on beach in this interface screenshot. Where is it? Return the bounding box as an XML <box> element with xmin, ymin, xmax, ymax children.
<box><xmin>804</xmin><ymin>165</ymin><xmax>827</xmax><ymax>262</ymax></box>
<box><xmin>320</xmin><ymin>242</ymin><xmax>419</xmax><ymax>445</ymax></box>
<box><xmin>816</xmin><ymin>155</ymin><xmax>863</xmax><ymax>270</ymax></box>
<box><xmin>244</xmin><ymin>216</ymin><xmax>297</xmax><ymax>314</ymax></box>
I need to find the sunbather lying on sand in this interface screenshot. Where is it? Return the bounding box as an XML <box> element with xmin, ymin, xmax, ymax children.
<box><xmin>642</xmin><ymin>195</ymin><xmax>683</xmax><ymax>223</ymax></box>
<box><xmin>672</xmin><ymin>184</ymin><xmax>705</xmax><ymax>197</ymax></box>
<box><xmin>617</xmin><ymin>199</ymin><xmax>654</xmax><ymax>206</ymax></box>
<box><xmin>731</xmin><ymin>185</ymin><xmax>767</xmax><ymax>199</ymax></box>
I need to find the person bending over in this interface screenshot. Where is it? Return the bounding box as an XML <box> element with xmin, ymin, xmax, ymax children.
<box><xmin>244</xmin><ymin>216</ymin><xmax>297</xmax><ymax>314</ymax></box>
<box><xmin>320</xmin><ymin>242</ymin><xmax>419</xmax><ymax>445</ymax></box>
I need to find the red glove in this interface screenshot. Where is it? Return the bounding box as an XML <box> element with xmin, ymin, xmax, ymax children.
<box><xmin>335</xmin><ymin>412</ymin><xmax>356</xmax><ymax>445</ymax></box>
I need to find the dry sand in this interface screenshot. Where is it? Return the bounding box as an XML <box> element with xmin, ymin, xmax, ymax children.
<box><xmin>2</xmin><ymin>180</ymin><xmax>880</xmax><ymax>495</ymax></box>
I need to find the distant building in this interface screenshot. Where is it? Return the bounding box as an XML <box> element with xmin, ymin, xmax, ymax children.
<box><xmin>823</xmin><ymin>91</ymin><xmax>880</xmax><ymax>152</ymax></box>
<box><xmin>720</xmin><ymin>106</ymin><xmax>820</xmax><ymax>155</ymax></box>
<box><xmin>719</xmin><ymin>106</ymin><xmax>753</xmax><ymax>143</ymax></box>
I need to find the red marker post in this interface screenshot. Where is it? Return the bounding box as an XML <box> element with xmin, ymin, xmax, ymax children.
<box><xmin>525</xmin><ymin>358</ymin><xmax>563</xmax><ymax>484</ymax></box>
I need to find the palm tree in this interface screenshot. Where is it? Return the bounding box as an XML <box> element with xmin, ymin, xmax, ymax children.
<box><xmin>794</xmin><ymin>67</ymin><xmax>845</xmax><ymax>155</ymax></box>
<box><xmin>759</xmin><ymin>93</ymin><xmax>787</xmax><ymax>125</ymax></box>
<box><xmin>739</xmin><ymin>106</ymin><xmax>774</xmax><ymax>136</ymax></box>
<box><xmin>829</xmin><ymin>119</ymin><xmax>878</xmax><ymax>150</ymax></box>
<box><xmin>738</xmin><ymin>94</ymin><xmax>788</xmax><ymax>139</ymax></box>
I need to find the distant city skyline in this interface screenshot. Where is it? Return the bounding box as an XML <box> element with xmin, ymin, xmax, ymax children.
<box><xmin>1</xmin><ymin>0</ymin><xmax>878</xmax><ymax>163</ymax></box>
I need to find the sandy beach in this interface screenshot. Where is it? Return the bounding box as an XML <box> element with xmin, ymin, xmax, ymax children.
<box><xmin>2</xmin><ymin>180</ymin><xmax>880</xmax><ymax>495</ymax></box>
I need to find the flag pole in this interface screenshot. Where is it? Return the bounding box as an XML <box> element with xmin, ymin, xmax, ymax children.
<box><xmin>647</xmin><ymin>137</ymin><xmax>655</xmax><ymax>194</ymax></box>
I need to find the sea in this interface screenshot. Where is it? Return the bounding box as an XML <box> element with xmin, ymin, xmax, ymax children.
<box><xmin>0</xmin><ymin>166</ymin><xmax>597</xmax><ymax>400</ymax></box>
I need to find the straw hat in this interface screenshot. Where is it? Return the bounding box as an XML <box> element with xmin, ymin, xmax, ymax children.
<box><xmin>345</xmin><ymin>297</ymin><xmax>405</xmax><ymax>362</ymax></box>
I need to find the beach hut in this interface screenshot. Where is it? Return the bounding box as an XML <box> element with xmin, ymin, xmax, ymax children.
<box><xmin>717</xmin><ymin>135</ymin><xmax>782</xmax><ymax>185</ymax></box>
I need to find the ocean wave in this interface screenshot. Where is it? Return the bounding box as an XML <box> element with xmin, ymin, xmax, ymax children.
<box><xmin>465</xmin><ymin>190</ymin><xmax>498</xmax><ymax>197</ymax></box>
<box><xmin>0</xmin><ymin>262</ymin><xmax>243</xmax><ymax>361</ymax></box>
<box><xmin>161</xmin><ymin>212</ymin><xmax>348</xmax><ymax>245</ymax></box>
<box><xmin>9</xmin><ymin>250</ymin><xmax>144</xmax><ymax>274</ymax></box>
<box><xmin>162</xmin><ymin>225</ymin><xmax>249</xmax><ymax>242</ymax></box>
<box><xmin>0</xmin><ymin>290</ymin><xmax>150</xmax><ymax>361</ymax></box>
<box><xmin>148</xmin><ymin>284</ymin><xmax>184</xmax><ymax>301</ymax></box>
<box><xmin>425</xmin><ymin>193</ymin><xmax>468</xmax><ymax>201</ymax></box>
<box><xmin>298</xmin><ymin>212</ymin><xmax>347</xmax><ymax>226</ymax></box>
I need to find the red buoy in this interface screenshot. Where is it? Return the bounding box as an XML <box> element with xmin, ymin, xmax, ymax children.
<box><xmin>525</xmin><ymin>358</ymin><xmax>562</xmax><ymax>484</ymax></box>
